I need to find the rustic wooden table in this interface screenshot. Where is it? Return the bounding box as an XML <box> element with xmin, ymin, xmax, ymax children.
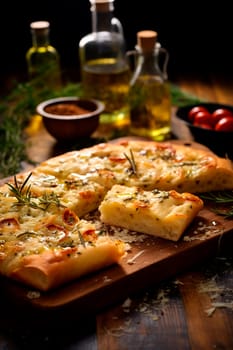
<box><xmin>0</xmin><ymin>74</ymin><xmax>232</xmax><ymax>350</ymax></box>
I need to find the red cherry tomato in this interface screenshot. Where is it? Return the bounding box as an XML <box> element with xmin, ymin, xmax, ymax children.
<box><xmin>215</xmin><ymin>116</ymin><xmax>233</xmax><ymax>131</ymax></box>
<box><xmin>188</xmin><ymin>106</ymin><xmax>210</xmax><ymax>122</ymax></box>
<box><xmin>193</xmin><ymin>121</ymin><xmax>213</xmax><ymax>130</ymax></box>
<box><xmin>193</xmin><ymin>111</ymin><xmax>214</xmax><ymax>128</ymax></box>
<box><xmin>212</xmin><ymin>108</ymin><xmax>233</xmax><ymax>124</ymax></box>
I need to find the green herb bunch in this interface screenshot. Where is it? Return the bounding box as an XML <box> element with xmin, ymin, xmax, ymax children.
<box><xmin>0</xmin><ymin>79</ymin><xmax>83</xmax><ymax>178</ymax></box>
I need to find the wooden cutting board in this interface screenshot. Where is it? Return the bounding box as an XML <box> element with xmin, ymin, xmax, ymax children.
<box><xmin>0</xmin><ymin>138</ymin><xmax>232</xmax><ymax>325</ymax></box>
<box><xmin>1</xmin><ymin>206</ymin><xmax>232</xmax><ymax>323</ymax></box>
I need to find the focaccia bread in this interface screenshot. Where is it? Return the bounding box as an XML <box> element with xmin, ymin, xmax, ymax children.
<box><xmin>0</xmin><ymin>138</ymin><xmax>232</xmax><ymax>291</ymax></box>
<box><xmin>36</xmin><ymin>139</ymin><xmax>233</xmax><ymax>193</ymax></box>
<box><xmin>0</xmin><ymin>180</ymin><xmax>125</xmax><ymax>291</ymax></box>
<box><xmin>2</xmin><ymin>170</ymin><xmax>107</xmax><ymax>218</ymax></box>
<box><xmin>99</xmin><ymin>184</ymin><xmax>204</xmax><ymax>241</ymax></box>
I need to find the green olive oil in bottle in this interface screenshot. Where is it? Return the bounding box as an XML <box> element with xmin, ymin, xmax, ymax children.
<box><xmin>26</xmin><ymin>21</ymin><xmax>62</xmax><ymax>90</ymax></box>
<box><xmin>25</xmin><ymin>21</ymin><xmax>62</xmax><ymax>135</ymax></box>
<box><xmin>128</xmin><ymin>30</ymin><xmax>171</xmax><ymax>141</ymax></box>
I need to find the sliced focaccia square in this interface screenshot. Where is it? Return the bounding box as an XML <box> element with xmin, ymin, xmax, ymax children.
<box><xmin>99</xmin><ymin>184</ymin><xmax>204</xmax><ymax>241</ymax></box>
<box><xmin>2</xmin><ymin>170</ymin><xmax>106</xmax><ymax>218</ymax></box>
<box><xmin>0</xmin><ymin>190</ymin><xmax>126</xmax><ymax>291</ymax></box>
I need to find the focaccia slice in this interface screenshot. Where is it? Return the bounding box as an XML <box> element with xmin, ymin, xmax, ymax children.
<box><xmin>36</xmin><ymin>139</ymin><xmax>233</xmax><ymax>193</ymax></box>
<box><xmin>99</xmin><ymin>184</ymin><xmax>204</xmax><ymax>241</ymax></box>
<box><xmin>0</xmin><ymin>187</ymin><xmax>126</xmax><ymax>291</ymax></box>
<box><xmin>2</xmin><ymin>170</ymin><xmax>106</xmax><ymax>218</ymax></box>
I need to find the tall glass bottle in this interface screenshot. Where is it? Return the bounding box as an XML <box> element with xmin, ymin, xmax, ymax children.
<box><xmin>79</xmin><ymin>0</ymin><xmax>130</xmax><ymax>131</ymax></box>
<box><xmin>26</xmin><ymin>21</ymin><xmax>62</xmax><ymax>90</ymax></box>
<box><xmin>25</xmin><ymin>21</ymin><xmax>62</xmax><ymax>135</ymax></box>
<box><xmin>128</xmin><ymin>30</ymin><xmax>171</xmax><ymax>141</ymax></box>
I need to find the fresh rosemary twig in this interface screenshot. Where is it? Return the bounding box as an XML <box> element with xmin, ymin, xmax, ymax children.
<box><xmin>199</xmin><ymin>191</ymin><xmax>233</xmax><ymax>219</ymax></box>
<box><xmin>170</xmin><ymin>83</ymin><xmax>206</xmax><ymax>107</ymax></box>
<box><xmin>7</xmin><ymin>172</ymin><xmax>34</xmax><ymax>205</ymax></box>
<box><xmin>7</xmin><ymin>172</ymin><xmax>63</xmax><ymax>211</ymax></box>
<box><xmin>124</xmin><ymin>149</ymin><xmax>137</xmax><ymax>175</ymax></box>
<box><xmin>38</xmin><ymin>192</ymin><xmax>64</xmax><ymax>210</ymax></box>
<box><xmin>77</xmin><ymin>229</ymin><xmax>86</xmax><ymax>248</ymax></box>
<box><xmin>200</xmin><ymin>191</ymin><xmax>233</xmax><ymax>204</ymax></box>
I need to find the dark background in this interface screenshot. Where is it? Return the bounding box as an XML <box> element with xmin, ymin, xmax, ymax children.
<box><xmin>1</xmin><ymin>0</ymin><xmax>233</xmax><ymax>87</ymax></box>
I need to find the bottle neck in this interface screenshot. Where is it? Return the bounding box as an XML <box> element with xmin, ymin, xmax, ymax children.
<box><xmin>31</xmin><ymin>28</ymin><xmax>50</xmax><ymax>48</ymax></box>
<box><xmin>91</xmin><ymin>2</ymin><xmax>114</xmax><ymax>32</ymax></box>
<box><xmin>138</xmin><ymin>50</ymin><xmax>161</xmax><ymax>76</ymax></box>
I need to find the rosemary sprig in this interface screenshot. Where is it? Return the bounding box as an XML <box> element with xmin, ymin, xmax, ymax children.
<box><xmin>124</xmin><ymin>149</ymin><xmax>137</xmax><ymax>175</ymax></box>
<box><xmin>212</xmin><ymin>206</ymin><xmax>233</xmax><ymax>219</ymax></box>
<box><xmin>200</xmin><ymin>191</ymin><xmax>233</xmax><ymax>203</ymax></box>
<box><xmin>38</xmin><ymin>192</ymin><xmax>64</xmax><ymax>210</ymax></box>
<box><xmin>170</xmin><ymin>83</ymin><xmax>206</xmax><ymax>107</ymax></box>
<box><xmin>199</xmin><ymin>191</ymin><xmax>233</xmax><ymax>219</ymax></box>
<box><xmin>77</xmin><ymin>230</ymin><xmax>86</xmax><ymax>248</ymax></box>
<box><xmin>7</xmin><ymin>172</ymin><xmax>33</xmax><ymax>204</ymax></box>
<box><xmin>7</xmin><ymin>172</ymin><xmax>63</xmax><ymax>211</ymax></box>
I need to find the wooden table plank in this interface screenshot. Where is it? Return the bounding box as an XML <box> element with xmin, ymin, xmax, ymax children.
<box><xmin>97</xmin><ymin>286</ymin><xmax>191</xmax><ymax>350</ymax></box>
<box><xmin>179</xmin><ymin>269</ymin><xmax>233</xmax><ymax>349</ymax></box>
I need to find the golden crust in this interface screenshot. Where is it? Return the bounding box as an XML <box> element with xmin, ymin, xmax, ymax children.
<box><xmin>0</xmin><ymin>190</ymin><xmax>126</xmax><ymax>291</ymax></box>
<box><xmin>9</xmin><ymin>237</ymin><xmax>125</xmax><ymax>291</ymax></box>
<box><xmin>99</xmin><ymin>185</ymin><xmax>204</xmax><ymax>242</ymax></box>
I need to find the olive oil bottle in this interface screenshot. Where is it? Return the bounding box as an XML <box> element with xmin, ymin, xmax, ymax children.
<box><xmin>26</xmin><ymin>21</ymin><xmax>62</xmax><ymax>90</ymax></box>
<box><xmin>25</xmin><ymin>21</ymin><xmax>62</xmax><ymax>135</ymax></box>
<box><xmin>79</xmin><ymin>0</ymin><xmax>130</xmax><ymax>132</ymax></box>
<box><xmin>128</xmin><ymin>30</ymin><xmax>171</xmax><ymax>141</ymax></box>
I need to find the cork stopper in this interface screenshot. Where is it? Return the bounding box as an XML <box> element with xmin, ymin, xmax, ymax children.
<box><xmin>30</xmin><ymin>21</ymin><xmax>50</xmax><ymax>30</ymax></box>
<box><xmin>90</xmin><ymin>0</ymin><xmax>114</xmax><ymax>12</ymax></box>
<box><xmin>137</xmin><ymin>30</ymin><xmax>158</xmax><ymax>52</ymax></box>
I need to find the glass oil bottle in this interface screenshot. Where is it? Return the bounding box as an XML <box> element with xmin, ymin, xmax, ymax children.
<box><xmin>25</xmin><ymin>21</ymin><xmax>62</xmax><ymax>135</ymax></box>
<box><xmin>128</xmin><ymin>30</ymin><xmax>171</xmax><ymax>141</ymax></box>
<box><xmin>26</xmin><ymin>21</ymin><xmax>62</xmax><ymax>90</ymax></box>
<box><xmin>79</xmin><ymin>0</ymin><xmax>131</xmax><ymax>135</ymax></box>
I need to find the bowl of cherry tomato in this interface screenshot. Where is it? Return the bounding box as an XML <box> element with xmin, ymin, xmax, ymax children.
<box><xmin>176</xmin><ymin>103</ymin><xmax>233</xmax><ymax>158</ymax></box>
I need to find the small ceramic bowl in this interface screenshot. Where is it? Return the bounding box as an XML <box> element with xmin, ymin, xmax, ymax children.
<box><xmin>36</xmin><ymin>96</ymin><xmax>105</xmax><ymax>142</ymax></box>
<box><xmin>176</xmin><ymin>102</ymin><xmax>233</xmax><ymax>159</ymax></box>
